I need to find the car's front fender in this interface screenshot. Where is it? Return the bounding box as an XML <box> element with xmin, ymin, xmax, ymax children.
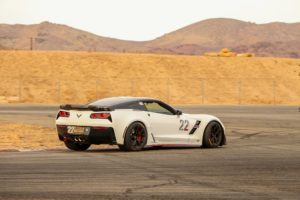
<box><xmin>185</xmin><ymin>114</ymin><xmax>226</xmax><ymax>145</ymax></box>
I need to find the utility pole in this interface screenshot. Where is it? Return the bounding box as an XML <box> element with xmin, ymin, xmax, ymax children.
<box><xmin>30</xmin><ymin>37</ymin><xmax>33</xmax><ymax>50</ymax></box>
<box><xmin>273</xmin><ymin>80</ymin><xmax>276</xmax><ymax>105</ymax></box>
<box><xmin>238</xmin><ymin>80</ymin><xmax>242</xmax><ymax>105</ymax></box>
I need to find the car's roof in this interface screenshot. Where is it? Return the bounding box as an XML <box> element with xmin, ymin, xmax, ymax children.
<box><xmin>88</xmin><ymin>96</ymin><xmax>158</xmax><ymax>107</ymax></box>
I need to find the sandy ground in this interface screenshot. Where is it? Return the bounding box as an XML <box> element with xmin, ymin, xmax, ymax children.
<box><xmin>0</xmin><ymin>122</ymin><xmax>114</xmax><ymax>151</ymax></box>
<box><xmin>0</xmin><ymin>122</ymin><xmax>63</xmax><ymax>150</ymax></box>
<box><xmin>0</xmin><ymin>50</ymin><xmax>299</xmax><ymax>105</ymax></box>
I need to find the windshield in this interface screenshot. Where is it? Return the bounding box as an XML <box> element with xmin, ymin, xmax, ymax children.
<box><xmin>89</xmin><ymin>97</ymin><xmax>138</xmax><ymax>107</ymax></box>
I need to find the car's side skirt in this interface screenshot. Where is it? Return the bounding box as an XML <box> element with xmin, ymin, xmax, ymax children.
<box><xmin>147</xmin><ymin>144</ymin><xmax>201</xmax><ymax>148</ymax></box>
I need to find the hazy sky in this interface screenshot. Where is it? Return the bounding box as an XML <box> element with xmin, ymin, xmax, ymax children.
<box><xmin>1</xmin><ymin>0</ymin><xmax>300</xmax><ymax>41</ymax></box>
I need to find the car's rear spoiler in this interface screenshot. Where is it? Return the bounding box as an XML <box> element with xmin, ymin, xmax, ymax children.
<box><xmin>59</xmin><ymin>104</ymin><xmax>112</xmax><ymax>111</ymax></box>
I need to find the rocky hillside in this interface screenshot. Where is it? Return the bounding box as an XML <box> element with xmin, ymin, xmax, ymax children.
<box><xmin>0</xmin><ymin>18</ymin><xmax>300</xmax><ymax>57</ymax></box>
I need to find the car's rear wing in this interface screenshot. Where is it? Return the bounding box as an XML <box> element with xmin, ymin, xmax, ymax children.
<box><xmin>59</xmin><ymin>104</ymin><xmax>112</xmax><ymax>111</ymax></box>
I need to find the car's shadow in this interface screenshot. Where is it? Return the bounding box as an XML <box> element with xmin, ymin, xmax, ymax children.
<box><xmin>83</xmin><ymin>146</ymin><xmax>219</xmax><ymax>153</ymax></box>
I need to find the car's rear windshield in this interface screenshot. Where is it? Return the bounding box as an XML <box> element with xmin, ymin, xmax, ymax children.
<box><xmin>88</xmin><ymin>97</ymin><xmax>137</xmax><ymax>107</ymax></box>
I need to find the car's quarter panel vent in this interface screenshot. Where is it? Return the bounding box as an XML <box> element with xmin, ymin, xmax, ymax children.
<box><xmin>189</xmin><ymin>120</ymin><xmax>201</xmax><ymax>135</ymax></box>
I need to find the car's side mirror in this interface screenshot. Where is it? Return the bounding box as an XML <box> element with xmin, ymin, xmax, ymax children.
<box><xmin>176</xmin><ymin>110</ymin><xmax>182</xmax><ymax>115</ymax></box>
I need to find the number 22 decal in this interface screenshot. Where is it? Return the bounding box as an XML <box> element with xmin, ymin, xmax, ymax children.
<box><xmin>179</xmin><ymin>120</ymin><xmax>189</xmax><ymax>131</ymax></box>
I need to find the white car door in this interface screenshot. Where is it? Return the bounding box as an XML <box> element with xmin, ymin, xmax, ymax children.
<box><xmin>144</xmin><ymin>101</ymin><xmax>195</xmax><ymax>144</ymax></box>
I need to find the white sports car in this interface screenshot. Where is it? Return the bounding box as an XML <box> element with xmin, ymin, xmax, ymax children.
<box><xmin>56</xmin><ymin>97</ymin><xmax>226</xmax><ymax>151</ymax></box>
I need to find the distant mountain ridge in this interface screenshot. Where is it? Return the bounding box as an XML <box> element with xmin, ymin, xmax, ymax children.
<box><xmin>0</xmin><ymin>18</ymin><xmax>300</xmax><ymax>58</ymax></box>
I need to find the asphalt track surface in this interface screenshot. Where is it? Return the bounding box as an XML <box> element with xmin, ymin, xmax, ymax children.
<box><xmin>0</xmin><ymin>105</ymin><xmax>300</xmax><ymax>200</ymax></box>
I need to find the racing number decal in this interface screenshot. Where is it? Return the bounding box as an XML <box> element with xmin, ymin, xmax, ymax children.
<box><xmin>179</xmin><ymin>120</ymin><xmax>184</xmax><ymax>130</ymax></box>
<box><xmin>179</xmin><ymin>120</ymin><xmax>189</xmax><ymax>131</ymax></box>
<box><xmin>67</xmin><ymin>126</ymin><xmax>75</xmax><ymax>133</ymax></box>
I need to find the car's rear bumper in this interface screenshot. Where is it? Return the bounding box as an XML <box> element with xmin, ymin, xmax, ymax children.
<box><xmin>56</xmin><ymin>125</ymin><xmax>117</xmax><ymax>145</ymax></box>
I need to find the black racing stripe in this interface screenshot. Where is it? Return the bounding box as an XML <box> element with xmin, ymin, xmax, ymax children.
<box><xmin>189</xmin><ymin>120</ymin><xmax>201</xmax><ymax>135</ymax></box>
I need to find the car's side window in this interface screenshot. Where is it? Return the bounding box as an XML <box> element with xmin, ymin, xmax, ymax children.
<box><xmin>144</xmin><ymin>102</ymin><xmax>174</xmax><ymax>115</ymax></box>
<box><xmin>127</xmin><ymin>102</ymin><xmax>147</xmax><ymax>111</ymax></box>
<box><xmin>116</xmin><ymin>102</ymin><xmax>147</xmax><ymax>111</ymax></box>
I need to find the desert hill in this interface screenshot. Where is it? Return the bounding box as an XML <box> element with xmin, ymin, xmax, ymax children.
<box><xmin>0</xmin><ymin>18</ymin><xmax>300</xmax><ymax>57</ymax></box>
<box><xmin>0</xmin><ymin>21</ymin><xmax>142</xmax><ymax>52</ymax></box>
<box><xmin>0</xmin><ymin>44</ymin><xmax>8</xmax><ymax>50</ymax></box>
<box><xmin>148</xmin><ymin>18</ymin><xmax>300</xmax><ymax>57</ymax></box>
<box><xmin>0</xmin><ymin>50</ymin><xmax>299</xmax><ymax>104</ymax></box>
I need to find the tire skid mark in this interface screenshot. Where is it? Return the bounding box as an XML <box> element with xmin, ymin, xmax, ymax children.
<box><xmin>102</xmin><ymin>153</ymin><xmax>268</xmax><ymax>197</ymax></box>
<box><xmin>125</xmin><ymin>179</ymin><xmax>178</xmax><ymax>194</ymax></box>
<box><xmin>239</xmin><ymin>132</ymin><xmax>263</xmax><ymax>139</ymax></box>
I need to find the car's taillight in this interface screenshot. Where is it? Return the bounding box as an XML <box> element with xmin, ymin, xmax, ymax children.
<box><xmin>58</xmin><ymin>111</ymin><xmax>70</xmax><ymax>118</ymax></box>
<box><xmin>90</xmin><ymin>113</ymin><xmax>111</xmax><ymax>119</ymax></box>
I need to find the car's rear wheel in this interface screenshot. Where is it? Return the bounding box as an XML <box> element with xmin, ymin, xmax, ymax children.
<box><xmin>64</xmin><ymin>140</ymin><xmax>91</xmax><ymax>151</ymax></box>
<box><xmin>123</xmin><ymin>122</ymin><xmax>147</xmax><ymax>151</ymax></box>
<box><xmin>118</xmin><ymin>145</ymin><xmax>126</xmax><ymax>151</ymax></box>
<box><xmin>202</xmin><ymin>121</ymin><xmax>223</xmax><ymax>148</ymax></box>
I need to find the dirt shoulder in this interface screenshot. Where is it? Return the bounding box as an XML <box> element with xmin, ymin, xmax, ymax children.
<box><xmin>0</xmin><ymin>121</ymin><xmax>115</xmax><ymax>151</ymax></box>
<box><xmin>0</xmin><ymin>122</ymin><xmax>64</xmax><ymax>150</ymax></box>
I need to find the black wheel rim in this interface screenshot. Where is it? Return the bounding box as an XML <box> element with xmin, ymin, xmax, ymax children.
<box><xmin>209</xmin><ymin>123</ymin><xmax>222</xmax><ymax>145</ymax></box>
<box><xmin>129</xmin><ymin>124</ymin><xmax>146</xmax><ymax>148</ymax></box>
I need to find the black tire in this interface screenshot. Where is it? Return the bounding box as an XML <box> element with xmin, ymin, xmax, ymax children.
<box><xmin>118</xmin><ymin>145</ymin><xmax>126</xmax><ymax>151</ymax></box>
<box><xmin>64</xmin><ymin>141</ymin><xmax>91</xmax><ymax>151</ymax></box>
<box><xmin>202</xmin><ymin>121</ymin><xmax>223</xmax><ymax>148</ymax></box>
<box><xmin>123</xmin><ymin>122</ymin><xmax>148</xmax><ymax>151</ymax></box>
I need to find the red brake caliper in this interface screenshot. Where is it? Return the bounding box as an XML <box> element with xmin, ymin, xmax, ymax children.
<box><xmin>136</xmin><ymin>127</ymin><xmax>143</xmax><ymax>144</ymax></box>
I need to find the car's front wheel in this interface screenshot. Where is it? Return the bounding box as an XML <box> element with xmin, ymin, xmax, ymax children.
<box><xmin>64</xmin><ymin>140</ymin><xmax>91</xmax><ymax>151</ymax></box>
<box><xmin>202</xmin><ymin>121</ymin><xmax>223</xmax><ymax>148</ymax></box>
<box><xmin>123</xmin><ymin>122</ymin><xmax>148</xmax><ymax>151</ymax></box>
